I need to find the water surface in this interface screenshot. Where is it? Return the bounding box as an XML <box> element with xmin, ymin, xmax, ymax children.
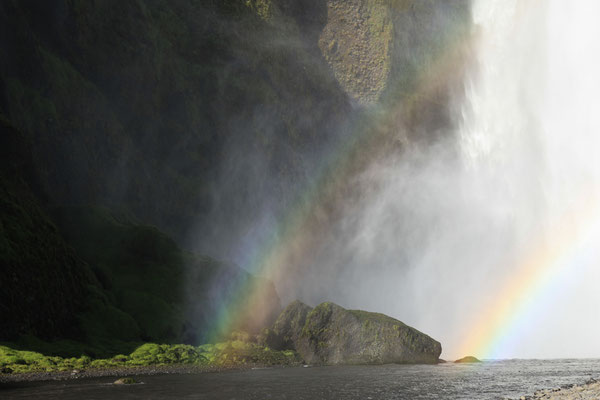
<box><xmin>2</xmin><ymin>359</ymin><xmax>599</xmax><ymax>399</ymax></box>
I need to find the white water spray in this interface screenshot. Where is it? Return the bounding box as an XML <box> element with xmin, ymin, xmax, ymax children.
<box><xmin>453</xmin><ymin>0</ymin><xmax>600</xmax><ymax>358</ymax></box>
<box><xmin>295</xmin><ymin>0</ymin><xmax>600</xmax><ymax>359</ymax></box>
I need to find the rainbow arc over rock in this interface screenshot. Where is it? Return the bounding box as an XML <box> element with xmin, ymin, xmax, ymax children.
<box><xmin>204</xmin><ymin>14</ymin><xmax>471</xmax><ymax>341</ymax></box>
<box><xmin>192</xmin><ymin>3</ymin><xmax>467</xmax><ymax>340</ymax></box>
<box><xmin>204</xmin><ymin>3</ymin><xmax>600</xmax><ymax>360</ymax></box>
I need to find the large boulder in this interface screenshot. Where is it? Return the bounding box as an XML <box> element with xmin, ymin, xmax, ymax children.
<box><xmin>259</xmin><ymin>300</ymin><xmax>312</xmax><ymax>350</ymax></box>
<box><xmin>266</xmin><ymin>301</ymin><xmax>441</xmax><ymax>365</ymax></box>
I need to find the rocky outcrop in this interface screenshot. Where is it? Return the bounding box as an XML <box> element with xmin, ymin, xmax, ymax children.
<box><xmin>0</xmin><ymin>0</ymin><xmax>472</xmax><ymax>351</ymax></box>
<box><xmin>318</xmin><ymin>0</ymin><xmax>471</xmax><ymax>106</ymax></box>
<box><xmin>319</xmin><ymin>0</ymin><xmax>393</xmax><ymax>104</ymax></box>
<box><xmin>259</xmin><ymin>300</ymin><xmax>312</xmax><ymax>350</ymax></box>
<box><xmin>454</xmin><ymin>356</ymin><xmax>481</xmax><ymax>363</ymax></box>
<box><xmin>264</xmin><ymin>301</ymin><xmax>441</xmax><ymax>365</ymax></box>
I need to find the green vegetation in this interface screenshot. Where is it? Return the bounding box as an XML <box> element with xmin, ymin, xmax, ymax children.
<box><xmin>0</xmin><ymin>340</ymin><xmax>301</xmax><ymax>374</ymax></box>
<box><xmin>0</xmin><ymin>115</ymin><xmax>280</xmax><ymax>353</ymax></box>
<box><xmin>244</xmin><ymin>0</ymin><xmax>274</xmax><ymax>21</ymax></box>
<box><xmin>50</xmin><ymin>205</ymin><xmax>187</xmax><ymax>344</ymax></box>
<box><xmin>0</xmin><ymin>0</ymin><xmax>468</xmax><ymax>372</ymax></box>
<box><xmin>349</xmin><ymin>309</ymin><xmax>407</xmax><ymax>326</ymax></box>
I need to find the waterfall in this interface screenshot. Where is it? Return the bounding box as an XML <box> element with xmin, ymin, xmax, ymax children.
<box><xmin>300</xmin><ymin>0</ymin><xmax>600</xmax><ymax>359</ymax></box>
<box><xmin>285</xmin><ymin>0</ymin><xmax>600</xmax><ymax>359</ymax></box>
<box><xmin>453</xmin><ymin>0</ymin><xmax>600</xmax><ymax>358</ymax></box>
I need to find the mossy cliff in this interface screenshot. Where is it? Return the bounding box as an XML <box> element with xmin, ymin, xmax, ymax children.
<box><xmin>318</xmin><ymin>0</ymin><xmax>394</xmax><ymax>104</ymax></box>
<box><xmin>0</xmin><ymin>0</ymin><xmax>470</xmax><ymax>246</ymax></box>
<box><xmin>0</xmin><ymin>117</ymin><xmax>92</xmax><ymax>341</ymax></box>
<box><xmin>0</xmin><ymin>0</ymin><xmax>350</xmax><ymax>246</ymax></box>
<box><xmin>0</xmin><ymin>115</ymin><xmax>280</xmax><ymax>351</ymax></box>
<box><xmin>262</xmin><ymin>301</ymin><xmax>441</xmax><ymax>365</ymax></box>
<box><xmin>0</xmin><ymin>0</ymin><xmax>470</xmax><ymax>357</ymax></box>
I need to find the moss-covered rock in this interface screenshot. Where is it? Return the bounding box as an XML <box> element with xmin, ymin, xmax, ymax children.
<box><xmin>318</xmin><ymin>0</ymin><xmax>394</xmax><ymax>104</ymax></box>
<box><xmin>268</xmin><ymin>301</ymin><xmax>441</xmax><ymax>365</ymax></box>
<box><xmin>49</xmin><ymin>206</ymin><xmax>186</xmax><ymax>344</ymax></box>
<box><xmin>258</xmin><ymin>300</ymin><xmax>312</xmax><ymax>350</ymax></box>
<box><xmin>0</xmin><ymin>0</ymin><xmax>471</xmax><ymax>359</ymax></box>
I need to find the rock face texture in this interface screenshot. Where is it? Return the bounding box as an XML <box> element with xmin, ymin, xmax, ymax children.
<box><xmin>319</xmin><ymin>0</ymin><xmax>393</xmax><ymax>104</ymax></box>
<box><xmin>264</xmin><ymin>301</ymin><xmax>441</xmax><ymax>365</ymax></box>
<box><xmin>0</xmin><ymin>0</ymin><xmax>471</xmax><ymax>249</ymax></box>
<box><xmin>318</xmin><ymin>0</ymin><xmax>471</xmax><ymax>106</ymax></box>
<box><xmin>260</xmin><ymin>300</ymin><xmax>313</xmax><ymax>351</ymax></box>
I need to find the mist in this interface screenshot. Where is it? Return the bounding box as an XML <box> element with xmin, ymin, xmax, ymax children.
<box><xmin>248</xmin><ymin>0</ymin><xmax>600</xmax><ymax>360</ymax></box>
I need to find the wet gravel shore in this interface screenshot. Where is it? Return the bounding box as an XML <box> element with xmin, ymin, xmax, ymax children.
<box><xmin>0</xmin><ymin>364</ymin><xmax>261</xmax><ymax>384</ymax></box>
<box><xmin>516</xmin><ymin>378</ymin><xmax>600</xmax><ymax>400</ymax></box>
<box><xmin>2</xmin><ymin>363</ymin><xmax>598</xmax><ymax>399</ymax></box>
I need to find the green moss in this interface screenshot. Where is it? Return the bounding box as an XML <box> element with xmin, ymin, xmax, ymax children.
<box><xmin>129</xmin><ymin>343</ymin><xmax>204</xmax><ymax>365</ymax></box>
<box><xmin>0</xmin><ymin>340</ymin><xmax>300</xmax><ymax>374</ymax></box>
<box><xmin>244</xmin><ymin>0</ymin><xmax>274</xmax><ymax>21</ymax></box>
<box><xmin>50</xmin><ymin>206</ymin><xmax>187</xmax><ymax>344</ymax></box>
<box><xmin>349</xmin><ymin>309</ymin><xmax>406</xmax><ymax>326</ymax></box>
<box><xmin>78</xmin><ymin>285</ymin><xmax>142</xmax><ymax>343</ymax></box>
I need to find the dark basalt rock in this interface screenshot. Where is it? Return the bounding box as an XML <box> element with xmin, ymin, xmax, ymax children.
<box><xmin>265</xmin><ymin>301</ymin><xmax>441</xmax><ymax>365</ymax></box>
<box><xmin>259</xmin><ymin>300</ymin><xmax>312</xmax><ymax>350</ymax></box>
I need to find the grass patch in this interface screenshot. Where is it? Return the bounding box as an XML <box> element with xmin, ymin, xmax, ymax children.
<box><xmin>0</xmin><ymin>340</ymin><xmax>301</xmax><ymax>374</ymax></box>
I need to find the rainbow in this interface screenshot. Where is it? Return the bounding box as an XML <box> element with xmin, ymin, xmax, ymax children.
<box><xmin>204</xmin><ymin>3</ymin><xmax>575</xmax><ymax>348</ymax></box>
<box><xmin>203</xmin><ymin>5</ymin><xmax>474</xmax><ymax>342</ymax></box>
<box><xmin>201</xmin><ymin>1</ymin><xmax>600</xmax><ymax>363</ymax></box>
<box><xmin>457</xmin><ymin>194</ymin><xmax>600</xmax><ymax>360</ymax></box>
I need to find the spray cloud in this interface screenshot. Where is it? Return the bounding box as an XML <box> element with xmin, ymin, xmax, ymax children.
<box><xmin>267</xmin><ymin>0</ymin><xmax>600</xmax><ymax>360</ymax></box>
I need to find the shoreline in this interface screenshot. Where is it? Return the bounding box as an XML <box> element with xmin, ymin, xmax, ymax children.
<box><xmin>517</xmin><ymin>378</ymin><xmax>600</xmax><ymax>400</ymax></box>
<box><xmin>0</xmin><ymin>363</ymin><xmax>285</xmax><ymax>385</ymax></box>
<box><xmin>3</xmin><ymin>364</ymin><xmax>599</xmax><ymax>399</ymax></box>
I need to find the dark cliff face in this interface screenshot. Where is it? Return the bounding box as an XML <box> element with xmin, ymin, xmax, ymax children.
<box><xmin>0</xmin><ymin>0</ymin><xmax>472</xmax><ymax>348</ymax></box>
<box><xmin>0</xmin><ymin>0</ymin><xmax>341</xmax><ymax>345</ymax></box>
<box><xmin>0</xmin><ymin>0</ymin><xmax>351</xmax><ymax>249</ymax></box>
<box><xmin>0</xmin><ymin>0</ymin><xmax>470</xmax><ymax>255</ymax></box>
<box><xmin>0</xmin><ymin>117</ymin><xmax>92</xmax><ymax>341</ymax></box>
